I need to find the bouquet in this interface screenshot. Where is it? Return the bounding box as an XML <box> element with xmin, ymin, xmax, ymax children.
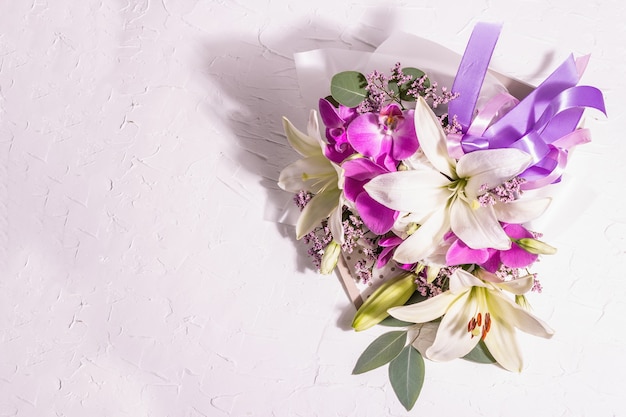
<box><xmin>278</xmin><ymin>22</ymin><xmax>605</xmax><ymax>410</ymax></box>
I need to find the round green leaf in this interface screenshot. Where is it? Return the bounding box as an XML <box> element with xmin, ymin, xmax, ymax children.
<box><xmin>330</xmin><ymin>71</ymin><xmax>367</xmax><ymax>107</ymax></box>
<box><xmin>323</xmin><ymin>94</ymin><xmax>340</xmax><ymax>108</ymax></box>
<box><xmin>389</xmin><ymin>345</ymin><xmax>425</xmax><ymax>411</ymax></box>
<box><xmin>352</xmin><ymin>330</ymin><xmax>407</xmax><ymax>375</ymax></box>
<box><xmin>398</xmin><ymin>67</ymin><xmax>430</xmax><ymax>101</ymax></box>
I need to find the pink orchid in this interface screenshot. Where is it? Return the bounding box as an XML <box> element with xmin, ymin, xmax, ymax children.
<box><xmin>347</xmin><ymin>103</ymin><xmax>418</xmax><ymax>170</ymax></box>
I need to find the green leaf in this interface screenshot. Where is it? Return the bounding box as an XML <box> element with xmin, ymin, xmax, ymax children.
<box><xmin>389</xmin><ymin>345</ymin><xmax>425</xmax><ymax>411</ymax></box>
<box><xmin>379</xmin><ymin>316</ymin><xmax>413</xmax><ymax>327</ymax></box>
<box><xmin>398</xmin><ymin>67</ymin><xmax>430</xmax><ymax>101</ymax></box>
<box><xmin>406</xmin><ymin>291</ymin><xmax>428</xmax><ymax>305</ymax></box>
<box><xmin>352</xmin><ymin>331</ymin><xmax>407</xmax><ymax>375</ymax></box>
<box><xmin>323</xmin><ymin>94</ymin><xmax>340</xmax><ymax>108</ymax></box>
<box><xmin>463</xmin><ymin>340</ymin><xmax>496</xmax><ymax>364</ymax></box>
<box><xmin>387</xmin><ymin>80</ymin><xmax>400</xmax><ymax>96</ymax></box>
<box><xmin>330</xmin><ymin>71</ymin><xmax>367</xmax><ymax>107</ymax></box>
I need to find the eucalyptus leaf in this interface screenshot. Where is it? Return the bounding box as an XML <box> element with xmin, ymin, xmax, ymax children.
<box><xmin>387</xmin><ymin>80</ymin><xmax>400</xmax><ymax>96</ymax></box>
<box><xmin>463</xmin><ymin>340</ymin><xmax>496</xmax><ymax>364</ymax></box>
<box><xmin>389</xmin><ymin>345</ymin><xmax>425</xmax><ymax>411</ymax></box>
<box><xmin>398</xmin><ymin>67</ymin><xmax>430</xmax><ymax>101</ymax></box>
<box><xmin>352</xmin><ymin>330</ymin><xmax>407</xmax><ymax>375</ymax></box>
<box><xmin>324</xmin><ymin>94</ymin><xmax>340</xmax><ymax>108</ymax></box>
<box><xmin>330</xmin><ymin>71</ymin><xmax>367</xmax><ymax>107</ymax></box>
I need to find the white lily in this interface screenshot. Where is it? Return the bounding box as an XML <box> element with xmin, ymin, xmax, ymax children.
<box><xmin>389</xmin><ymin>269</ymin><xmax>554</xmax><ymax>372</ymax></box>
<box><xmin>365</xmin><ymin>96</ymin><xmax>550</xmax><ymax>264</ymax></box>
<box><xmin>278</xmin><ymin>110</ymin><xmax>344</xmax><ymax>242</ymax></box>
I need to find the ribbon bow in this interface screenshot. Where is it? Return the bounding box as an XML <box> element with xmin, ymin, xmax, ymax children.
<box><xmin>447</xmin><ymin>23</ymin><xmax>606</xmax><ymax>190</ymax></box>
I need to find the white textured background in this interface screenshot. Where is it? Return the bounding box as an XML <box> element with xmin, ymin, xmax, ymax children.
<box><xmin>0</xmin><ymin>1</ymin><xmax>623</xmax><ymax>416</ymax></box>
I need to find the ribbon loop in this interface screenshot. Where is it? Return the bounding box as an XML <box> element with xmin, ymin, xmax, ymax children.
<box><xmin>447</xmin><ymin>24</ymin><xmax>606</xmax><ymax>188</ymax></box>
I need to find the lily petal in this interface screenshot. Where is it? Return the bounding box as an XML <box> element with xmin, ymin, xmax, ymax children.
<box><xmin>393</xmin><ymin>208</ymin><xmax>450</xmax><ymax>263</ymax></box>
<box><xmin>388</xmin><ymin>291</ymin><xmax>460</xmax><ymax>323</ymax></box>
<box><xmin>413</xmin><ymin>96</ymin><xmax>455</xmax><ymax>178</ymax></box>
<box><xmin>491</xmin><ymin>274</ymin><xmax>535</xmax><ymax>295</ymax></box>
<box><xmin>483</xmin><ymin>315</ymin><xmax>523</xmax><ymax>372</ymax></box>
<box><xmin>328</xmin><ymin>198</ymin><xmax>345</xmax><ymax>244</ymax></box>
<box><xmin>278</xmin><ymin>155</ymin><xmax>338</xmax><ymax>193</ymax></box>
<box><xmin>408</xmin><ymin>322</ymin><xmax>440</xmax><ymax>357</ymax></box>
<box><xmin>365</xmin><ymin>169</ymin><xmax>450</xmax><ymax>218</ymax></box>
<box><xmin>450</xmin><ymin>200</ymin><xmax>510</xmax><ymax>250</ymax></box>
<box><xmin>282</xmin><ymin>114</ymin><xmax>320</xmax><ymax>157</ymax></box>
<box><xmin>458</xmin><ymin>148</ymin><xmax>532</xmax><ymax>199</ymax></box>
<box><xmin>494</xmin><ymin>197</ymin><xmax>551</xmax><ymax>224</ymax></box>
<box><xmin>488</xmin><ymin>292</ymin><xmax>555</xmax><ymax>339</ymax></box>
<box><xmin>449</xmin><ymin>269</ymin><xmax>490</xmax><ymax>293</ymax></box>
<box><xmin>296</xmin><ymin>187</ymin><xmax>341</xmax><ymax>239</ymax></box>
<box><xmin>425</xmin><ymin>291</ymin><xmax>480</xmax><ymax>361</ymax></box>
<box><xmin>355</xmin><ymin>192</ymin><xmax>396</xmax><ymax>235</ymax></box>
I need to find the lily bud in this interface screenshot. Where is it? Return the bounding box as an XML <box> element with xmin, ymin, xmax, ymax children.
<box><xmin>352</xmin><ymin>272</ymin><xmax>417</xmax><ymax>331</ymax></box>
<box><xmin>320</xmin><ymin>240</ymin><xmax>341</xmax><ymax>275</ymax></box>
<box><xmin>516</xmin><ymin>238</ymin><xmax>557</xmax><ymax>255</ymax></box>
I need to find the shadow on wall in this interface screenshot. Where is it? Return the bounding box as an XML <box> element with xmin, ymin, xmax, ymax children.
<box><xmin>202</xmin><ymin>10</ymin><xmax>399</xmax><ymax>273</ymax></box>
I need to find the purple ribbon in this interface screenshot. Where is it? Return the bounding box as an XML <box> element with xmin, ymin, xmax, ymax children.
<box><xmin>447</xmin><ymin>23</ymin><xmax>606</xmax><ymax>189</ymax></box>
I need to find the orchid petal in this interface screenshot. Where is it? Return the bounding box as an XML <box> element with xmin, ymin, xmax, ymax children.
<box><xmin>393</xmin><ymin>209</ymin><xmax>450</xmax><ymax>264</ymax></box>
<box><xmin>457</xmin><ymin>148</ymin><xmax>532</xmax><ymax>199</ymax></box>
<box><xmin>413</xmin><ymin>96</ymin><xmax>455</xmax><ymax>178</ymax></box>
<box><xmin>355</xmin><ymin>192</ymin><xmax>396</xmax><ymax>235</ymax></box>
<box><xmin>318</xmin><ymin>98</ymin><xmax>344</xmax><ymax>128</ymax></box>
<box><xmin>296</xmin><ymin>187</ymin><xmax>341</xmax><ymax>239</ymax></box>
<box><xmin>282</xmin><ymin>115</ymin><xmax>320</xmax><ymax>157</ymax></box>
<box><xmin>347</xmin><ymin>113</ymin><xmax>385</xmax><ymax>157</ymax></box>
<box><xmin>390</xmin><ymin>110</ymin><xmax>418</xmax><ymax>160</ymax></box>
<box><xmin>342</xmin><ymin>158</ymin><xmax>389</xmax><ymax>181</ymax></box>
<box><xmin>500</xmin><ymin>243</ymin><xmax>538</xmax><ymax>268</ymax></box>
<box><xmin>446</xmin><ymin>239</ymin><xmax>490</xmax><ymax>266</ymax></box>
<box><xmin>388</xmin><ymin>291</ymin><xmax>460</xmax><ymax>323</ymax></box>
<box><xmin>365</xmin><ymin>169</ymin><xmax>450</xmax><ymax>218</ymax></box>
<box><xmin>450</xmin><ymin>202</ymin><xmax>510</xmax><ymax>250</ymax></box>
<box><xmin>278</xmin><ymin>155</ymin><xmax>338</xmax><ymax>193</ymax></box>
<box><xmin>494</xmin><ymin>197</ymin><xmax>551</xmax><ymax>224</ymax></box>
<box><xmin>425</xmin><ymin>291</ymin><xmax>480</xmax><ymax>361</ymax></box>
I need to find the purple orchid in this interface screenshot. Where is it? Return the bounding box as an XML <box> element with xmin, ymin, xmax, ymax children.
<box><xmin>376</xmin><ymin>235</ymin><xmax>415</xmax><ymax>270</ymax></box>
<box><xmin>346</xmin><ymin>104</ymin><xmax>418</xmax><ymax>170</ymax></box>
<box><xmin>342</xmin><ymin>158</ymin><xmax>398</xmax><ymax>235</ymax></box>
<box><xmin>445</xmin><ymin>224</ymin><xmax>538</xmax><ymax>272</ymax></box>
<box><xmin>318</xmin><ymin>98</ymin><xmax>358</xmax><ymax>164</ymax></box>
